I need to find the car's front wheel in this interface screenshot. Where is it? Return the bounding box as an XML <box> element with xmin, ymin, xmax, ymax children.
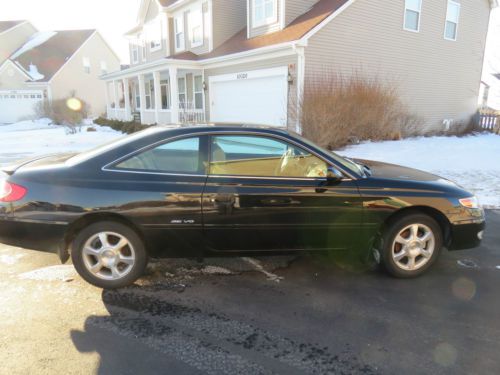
<box><xmin>379</xmin><ymin>213</ymin><xmax>443</xmax><ymax>278</ymax></box>
<box><xmin>71</xmin><ymin>221</ymin><xmax>148</xmax><ymax>289</ymax></box>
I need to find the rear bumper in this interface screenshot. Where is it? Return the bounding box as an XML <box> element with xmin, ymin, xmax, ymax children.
<box><xmin>448</xmin><ymin>220</ymin><xmax>485</xmax><ymax>251</ymax></box>
<box><xmin>0</xmin><ymin>217</ymin><xmax>67</xmax><ymax>255</ymax></box>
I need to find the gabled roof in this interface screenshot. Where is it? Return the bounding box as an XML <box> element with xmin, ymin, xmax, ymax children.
<box><xmin>172</xmin><ymin>0</ymin><xmax>351</xmax><ymax>61</ymax></box>
<box><xmin>0</xmin><ymin>20</ymin><xmax>27</xmax><ymax>34</ymax></box>
<box><xmin>10</xmin><ymin>29</ymin><xmax>95</xmax><ymax>82</ymax></box>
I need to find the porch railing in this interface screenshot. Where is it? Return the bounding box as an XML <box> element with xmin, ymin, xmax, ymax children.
<box><xmin>475</xmin><ymin>110</ymin><xmax>500</xmax><ymax>134</ymax></box>
<box><xmin>179</xmin><ymin>102</ymin><xmax>205</xmax><ymax>124</ymax></box>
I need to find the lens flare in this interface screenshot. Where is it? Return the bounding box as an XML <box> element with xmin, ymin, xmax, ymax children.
<box><xmin>66</xmin><ymin>97</ymin><xmax>82</xmax><ymax>112</ymax></box>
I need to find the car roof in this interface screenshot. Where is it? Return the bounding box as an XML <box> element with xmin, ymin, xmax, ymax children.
<box><xmin>154</xmin><ymin>123</ymin><xmax>291</xmax><ymax>135</ymax></box>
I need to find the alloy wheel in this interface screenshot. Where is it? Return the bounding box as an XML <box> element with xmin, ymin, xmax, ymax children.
<box><xmin>82</xmin><ymin>231</ymin><xmax>136</xmax><ymax>280</ymax></box>
<box><xmin>391</xmin><ymin>224</ymin><xmax>435</xmax><ymax>271</ymax></box>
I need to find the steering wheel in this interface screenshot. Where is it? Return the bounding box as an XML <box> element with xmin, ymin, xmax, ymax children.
<box><xmin>274</xmin><ymin>149</ymin><xmax>294</xmax><ymax>176</ymax></box>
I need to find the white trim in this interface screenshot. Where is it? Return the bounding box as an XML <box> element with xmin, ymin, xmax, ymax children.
<box><xmin>0</xmin><ymin>20</ymin><xmax>31</xmax><ymax>37</ymax></box>
<box><xmin>246</xmin><ymin>0</ymin><xmax>251</xmax><ymax>39</ymax></box>
<box><xmin>300</xmin><ymin>0</ymin><xmax>357</xmax><ymax>41</ymax></box>
<box><xmin>279</xmin><ymin>0</ymin><xmax>285</xmax><ymax>30</ymax></box>
<box><xmin>403</xmin><ymin>0</ymin><xmax>422</xmax><ymax>33</ymax></box>
<box><xmin>208</xmin><ymin>66</ymin><xmax>288</xmax><ymax>84</ymax></box>
<box><xmin>252</xmin><ymin>0</ymin><xmax>278</xmax><ymax>28</ymax></box>
<box><xmin>444</xmin><ymin>0</ymin><xmax>460</xmax><ymax>41</ymax></box>
<box><xmin>208</xmin><ymin>0</ymin><xmax>214</xmax><ymax>52</ymax></box>
<box><xmin>192</xmin><ymin>74</ymin><xmax>203</xmax><ymax>110</ymax></box>
<box><xmin>295</xmin><ymin>46</ymin><xmax>305</xmax><ymax>134</ymax></box>
<box><xmin>0</xmin><ymin>59</ymin><xmax>33</xmax><ymax>80</ymax></box>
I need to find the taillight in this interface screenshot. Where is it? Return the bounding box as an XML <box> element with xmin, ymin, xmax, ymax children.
<box><xmin>0</xmin><ymin>180</ymin><xmax>27</xmax><ymax>202</ymax></box>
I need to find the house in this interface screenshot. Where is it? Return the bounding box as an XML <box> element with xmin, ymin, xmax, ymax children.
<box><xmin>102</xmin><ymin>0</ymin><xmax>497</xmax><ymax>133</ymax></box>
<box><xmin>0</xmin><ymin>23</ymin><xmax>121</xmax><ymax>123</ymax></box>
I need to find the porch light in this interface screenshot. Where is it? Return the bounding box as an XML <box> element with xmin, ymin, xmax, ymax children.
<box><xmin>287</xmin><ymin>73</ymin><xmax>294</xmax><ymax>84</ymax></box>
<box><xmin>202</xmin><ymin>81</ymin><xmax>207</xmax><ymax>91</ymax></box>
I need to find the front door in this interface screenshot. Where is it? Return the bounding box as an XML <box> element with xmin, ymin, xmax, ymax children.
<box><xmin>202</xmin><ymin>134</ymin><xmax>362</xmax><ymax>252</ymax></box>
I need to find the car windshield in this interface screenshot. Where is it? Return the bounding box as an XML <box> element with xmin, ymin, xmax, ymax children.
<box><xmin>291</xmin><ymin>133</ymin><xmax>365</xmax><ymax>176</ymax></box>
<box><xmin>66</xmin><ymin>127</ymin><xmax>166</xmax><ymax>165</ymax></box>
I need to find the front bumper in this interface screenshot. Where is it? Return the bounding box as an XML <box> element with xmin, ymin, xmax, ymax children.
<box><xmin>448</xmin><ymin>220</ymin><xmax>485</xmax><ymax>251</ymax></box>
<box><xmin>0</xmin><ymin>217</ymin><xmax>67</xmax><ymax>255</ymax></box>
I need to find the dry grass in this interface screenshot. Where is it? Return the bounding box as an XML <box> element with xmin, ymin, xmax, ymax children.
<box><xmin>297</xmin><ymin>73</ymin><xmax>422</xmax><ymax>149</ymax></box>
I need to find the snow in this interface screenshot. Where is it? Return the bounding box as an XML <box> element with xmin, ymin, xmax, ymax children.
<box><xmin>338</xmin><ymin>133</ymin><xmax>500</xmax><ymax>208</ymax></box>
<box><xmin>27</xmin><ymin>63</ymin><xmax>44</xmax><ymax>81</ymax></box>
<box><xmin>10</xmin><ymin>31</ymin><xmax>58</xmax><ymax>59</ymax></box>
<box><xmin>0</xmin><ymin>119</ymin><xmax>123</xmax><ymax>167</ymax></box>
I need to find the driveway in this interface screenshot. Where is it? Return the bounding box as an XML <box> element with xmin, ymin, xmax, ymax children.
<box><xmin>0</xmin><ymin>211</ymin><xmax>499</xmax><ymax>374</ymax></box>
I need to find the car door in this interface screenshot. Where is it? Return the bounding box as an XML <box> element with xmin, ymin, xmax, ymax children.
<box><xmin>103</xmin><ymin>135</ymin><xmax>209</xmax><ymax>257</ymax></box>
<box><xmin>201</xmin><ymin>133</ymin><xmax>363</xmax><ymax>252</ymax></box>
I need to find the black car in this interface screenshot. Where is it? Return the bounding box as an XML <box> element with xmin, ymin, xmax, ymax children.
<box><xmin>0</xmin><ymin>125</ymin><xmax>485</xmax><ymax>288</ymax></box>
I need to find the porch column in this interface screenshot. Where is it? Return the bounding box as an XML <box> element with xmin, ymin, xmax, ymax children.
<box><xmin>123</xmin><ymin>78</ymin><xmax>131</xmax><ymax>121</ymax></box>
<box><xmin>153</xmin><ymin>71</ymin><xmax>162</xmax><ymax>124</ymax></box>
<box><xmin>104</xmin><ymin>81</ymin><xmax>110</xmax><ymax>117</ymax></box>
<box><xmin>138</xmin><ymin>74</ymin><xmax>146</xmax><ymax>123</ymax></box>
<box><xmin>169</xmin><ymin>67</ymin><xmax>179</xmax><ymax>124</ymax></box>
<box><xmin>113</xmin><ymin>80</ymin><xmax>120</xmax><ymax>109</ymax></box>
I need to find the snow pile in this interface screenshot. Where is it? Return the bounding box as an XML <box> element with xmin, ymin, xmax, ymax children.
<box><xmin>339</xmin><ymin>133</ymin><xmax>500</xmax><ymax>208</ymax></box>
<box><xmin>0</xmin><ymin>119</ymin><xmax>123</xmax><ymax>167</ymax></box>
<box><xmin>10</xmin><ymin>31</ymin><xmax>58</xmax><ymax>59</ymax></box>
<box><xmin>28</xmin><ymin>63</ymin><xmax>44</xmax><ymax>81</ymax></box>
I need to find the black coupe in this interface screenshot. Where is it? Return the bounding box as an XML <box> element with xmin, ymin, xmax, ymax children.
<box><xmin>0</xmin><ymin>126</ymin><xmax>485</xmax><ymax>288</ymax></box>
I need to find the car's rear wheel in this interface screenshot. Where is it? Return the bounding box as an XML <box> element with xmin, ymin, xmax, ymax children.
<box><xmin>71</xmin><ymin>221</ymin><xmax>148</xmax><ymax>289</ymax></box>
<box><xmin>379</xmin><ymin>213</ymin><xmax>443</xmax><ymax>278</ymax></box>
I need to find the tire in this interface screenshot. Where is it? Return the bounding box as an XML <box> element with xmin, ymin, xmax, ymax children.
<box><xmin>71</xmin><ymin>221</ymin><xmax>148</xmax><ymax>289</ymax></box>
<box><xmin>380</xmin><ymin>213</ymin><xmax>443</xmax><ymax>278</ymax></box>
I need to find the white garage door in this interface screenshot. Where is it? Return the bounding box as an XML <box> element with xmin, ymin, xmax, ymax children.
<box><xmin>0</xmin><ymin>90</ymin><xmax>44</xmax><ymax>124</ymax></box>
<box><xmin>209</xmin><ymin>67</ymin><xmax>288</xmax><ymax>127</ymax></box>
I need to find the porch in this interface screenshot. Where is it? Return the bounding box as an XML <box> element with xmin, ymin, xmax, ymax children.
<box><xmin>104</xmin><ymin>65</ymin><xmax>206</xmax><ymax>126</ymax></box>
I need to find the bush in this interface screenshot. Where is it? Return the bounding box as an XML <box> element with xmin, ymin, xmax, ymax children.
<box><xmin>93</xmin><ymin>117</ymin><xmax>148</xmax><ymax>134</ymax></box>
<box><xmin>297</xmin><ymin>73</ymin><xmax>423</xmax><ymax>149</ymax></box>
<box><xmin>35</xmin><ymin>97</ymin><xmax>89</xmax><ymax>134</ymax></box>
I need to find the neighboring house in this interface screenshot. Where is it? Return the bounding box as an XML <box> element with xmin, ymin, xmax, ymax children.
<box><xmin>0</xmin><ymin>24</ymin><xmax>121</xmax><ymax>123</ymax></box>
<box><xmin>102</xmin><ymin>0</ymin><xmax>497</xmax><ymax>132</ymax></box>
<box><xmin>0</xmin><ymin>20</ymin><xmax>37</xmax><ymax>64</ymax></box>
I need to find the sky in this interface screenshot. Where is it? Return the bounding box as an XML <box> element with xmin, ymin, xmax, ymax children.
<box><xmin>0</xmin><ymin>0</ymin><xmax>141</xmax><ymax>64</ymax></box>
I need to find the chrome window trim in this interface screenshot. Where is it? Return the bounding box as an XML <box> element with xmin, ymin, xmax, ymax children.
<box><xmin>101</xmin><ymin>130</ymin><xmax>359</xmax><ymax>180</ymax></box>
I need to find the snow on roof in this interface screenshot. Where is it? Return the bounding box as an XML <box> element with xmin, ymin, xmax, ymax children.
<box><xmin>11</xmin><ymin>31</ymin><xmax>58</xmax><ymax>59</ymax></box>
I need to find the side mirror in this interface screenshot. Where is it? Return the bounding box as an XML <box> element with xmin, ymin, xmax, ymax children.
<box><xmin>326</xmin><ymin>166</ymin><xmax>343</xmax><ymax>181</ymax></box>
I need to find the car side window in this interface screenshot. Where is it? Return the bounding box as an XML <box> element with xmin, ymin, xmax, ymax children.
<box><xmin>210</xmin><ymin>135</ymin><xmax>328</xmax><ymax>178</ymax></box>
<box><xmin>115</xmin><ymin>137</ymin><xmax>204</xmax><ymax>174</ymax></box>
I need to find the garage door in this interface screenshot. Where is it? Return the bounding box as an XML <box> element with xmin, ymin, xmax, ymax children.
<box><xmin>0</xmin><ymin>90</ymin><xmax>44</xmax><ymax>124</ymax></box>
<box><xmin>209</xmin><ymin>67</ymin><xmax>288</xmax><ymax>127</ymax></box>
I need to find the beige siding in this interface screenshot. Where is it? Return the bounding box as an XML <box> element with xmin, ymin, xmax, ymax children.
<box><xmin>248</xmin><ymin>0</ymin><xmax>282</xmax><ymax>38</ymax></box>
<box><xmin>213</xmin><ymin>0</ymin><xmax>247</xmax><ymax>49</ymax></box>
<box><xmin>305</xmin><ymin>0</ymin><xmax>491</xmax><ymax>131</ymax></box>
<box><xmin>0</xmin><ymin>22</ymin><xmax>37</xmax><ymax>63</ymax></box>
<box><xmin>0</xmin><ymin>61</ymin><xmax>31</xmax><ymax>89</ymax></box>
<box><xmin>285</xmin><ymin>0</ymin><xmax>317</xmax><ymax>26</ymax></box>
<box><xmin>204</xmin><ymin>54</ymin><xmax>297</xmax><ymax>128</ymax></box>
<box><xmin>50</xmin><ymin>32</ymin><xmax>121</xmax><ymax>117</ymax></box>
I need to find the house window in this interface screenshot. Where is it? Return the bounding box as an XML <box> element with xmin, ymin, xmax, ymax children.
<box><xmin>193</xmin><ymin>75</ymin><xmax>203</xmax><ymax>110</ymax></box>
<box><xmin>147</xmin><ymin>19</ymin><xmax>163</xmax><ymax>51</ymax></box>
<box><xmin>174</xmin><ymin>15</ymin><xmax>185</xmax><ymax>51</ymax></box>
<box><xmin>160</xmin><ymin>79</ymin><xmax>171</xmax><ymax>110</ymax></box>
<box><xmin>404</xmin><ymin>0</ymin><xmax>422</xmax><ymax>32</ymax></box>
<box><xmin>444</xmin><ymin>0</ymin><xmax>460</xmax><ymax>41</ymax></box>
<box><xmin>133</xmin><ymin>84</ymin><xmax>141</xmax><ymax>109</ymax></box>
<box><xmin>178</xmin><ymin>77</ymin><xmax>186</xmax><ymax>108</ymax></box>
<box><xmin>253</xmin><ymin>0</ymin><xmax>277</xmax><ymax>27</ymax></box>
<box><xmin>83</xmin><ymin>57</ymin><xmax>91</xmax><ymax>74</ymax></box>
<box><xmin>189</xmin><ymin>6</ymin><xmax>203</xmax><ymax>47</ymax></box>
<box><xmin>100</xmin><ymin>61</ymin><xmax>107</xmax><ymax>75</ymax></box>
<box><xmin>131</xmin><ymin>42</ymin><xmax>139</xmax><ymax>64</ymax></box>
<box><xmin>144</xmin><ymin>80</ymin><xmax>155</xmax><ymax>109</ymax></box>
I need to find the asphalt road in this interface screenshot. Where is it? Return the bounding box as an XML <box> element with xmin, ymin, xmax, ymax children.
<box><xmin>0</xmin><ymin>211</ymin><xmax>499</xmax><ymax>375</ymax></box>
